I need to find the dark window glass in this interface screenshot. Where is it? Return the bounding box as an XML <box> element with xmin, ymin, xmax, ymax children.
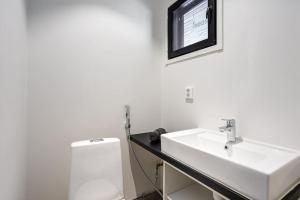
<box><xmin>168</xmin><ymin>0</ymin><xmax>217</xmax><ymax>59</ymax></box>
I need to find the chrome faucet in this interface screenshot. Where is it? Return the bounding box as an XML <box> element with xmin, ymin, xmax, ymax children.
<box><xmin>219</xmin><ymin>119</ymin><xmax>242</xmax><ymax>149</ymax></box>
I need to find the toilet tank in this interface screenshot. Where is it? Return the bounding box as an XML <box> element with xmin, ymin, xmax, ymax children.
<box><xmin>69</xmin><ymin>138</ymin><xmax>124</xmax><ymax>200</ymax></box>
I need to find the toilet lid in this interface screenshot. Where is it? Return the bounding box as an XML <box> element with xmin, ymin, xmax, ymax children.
<box><xmin>74</xmin><ymin>179</ymin><xmax>124</xmax><ymax>200</ymax></box>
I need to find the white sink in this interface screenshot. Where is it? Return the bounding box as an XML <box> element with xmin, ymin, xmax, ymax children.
<box><xmin>161</xmin><ymin>129</ymin><xmax>300</xmax><ymax>200</ymax></box>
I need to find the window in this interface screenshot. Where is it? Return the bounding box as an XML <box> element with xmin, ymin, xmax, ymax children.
<box><xmin>168</xmin><ymin>0</ymin><xmax>217</xmax><ymax>59</ymax></box>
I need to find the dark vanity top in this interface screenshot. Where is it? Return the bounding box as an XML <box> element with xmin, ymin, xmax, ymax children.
<box><xmin>130</xmin><ymin>132</ymin><xmax>300</xmax><ymax>200</ymax></box>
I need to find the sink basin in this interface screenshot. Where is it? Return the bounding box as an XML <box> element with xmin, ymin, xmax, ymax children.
<box><xmin>161</xmin><ymin>129</ymin><xmax>300</xmax><ymax>200</ymax></box>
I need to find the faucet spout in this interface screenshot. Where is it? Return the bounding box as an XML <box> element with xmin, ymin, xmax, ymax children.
<box><xmin>219</xmin><ymin>126</ymin><xmax>228</xmax><ymax>132</ymax></box>
<box><xmin>219</xmin><ymin>119</ymin><xmax>242</xmax><ymax>148</ymax></box>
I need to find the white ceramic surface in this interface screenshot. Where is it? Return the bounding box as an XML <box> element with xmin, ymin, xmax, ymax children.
<box><xmin>161</xmin><ymin>129</ymin><xmax>300</xmax><ymax>200</ymax></box>
<box><xmin>69</xmin><ymin>138</ymin><xmax>124</xmax><ymax>200</ymax></box>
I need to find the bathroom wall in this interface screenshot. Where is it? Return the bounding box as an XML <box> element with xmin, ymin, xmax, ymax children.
<box><xmin>161</xmin><ymin>0</ymin><xmax>300</xmax><ymax>150</ymax></box>
<box><xmin>0</xmin><ymin>0</ymin><xmax>28</xmax><ymax>199</ymax></box>
<box><xmin>26</xmin><ymin>0</ymin><xmax>162</xmax><ymax>199</ymax></box>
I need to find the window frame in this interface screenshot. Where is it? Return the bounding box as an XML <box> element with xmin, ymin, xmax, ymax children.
<box><xmin>168</xmin><ymin>0</ymin><xmax>217</xmax><ymax>60</ymax></box>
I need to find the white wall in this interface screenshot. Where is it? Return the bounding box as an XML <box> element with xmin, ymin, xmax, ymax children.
<box><xmin>0</xmin><ymin>0</ymin><xmax>28</xmax><ymax>199</ymax></box>
<box><xmin>23</xmin><ymin>0</ymin><xmax>300</xmax><ymax>199</ymax></box>
<box><xmin>26</xmin><ymin>0</ymin><xmax>162</xmax><ymax>199</ymax></box>
<box><xmin>162</xmin><ymin>0</ymin><xmax>300</xmax><ymax>150</ymax></box>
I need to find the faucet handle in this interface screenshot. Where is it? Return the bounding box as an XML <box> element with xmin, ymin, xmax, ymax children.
<box><xmin>221</xmin><ymin>119</ymin><xmax>235</xmax><ymax>127</ymax></box>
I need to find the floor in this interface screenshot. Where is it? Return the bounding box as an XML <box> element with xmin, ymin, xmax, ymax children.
<box><xmin>135</xmin><ymin>192</ymin><xmax>162</xmax><ymax>200</ymax></box>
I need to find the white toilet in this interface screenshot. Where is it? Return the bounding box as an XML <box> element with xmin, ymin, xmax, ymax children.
<box><xmin>69</xmin><ymin>138</ymin><xmax>125</xmax><ymax>200</ymax></box>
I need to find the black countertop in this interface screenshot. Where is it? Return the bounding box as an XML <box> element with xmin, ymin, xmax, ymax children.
<box><xmin>130</xmin><ymin>132</ymin><xmax>300</xmax><ymax>200</ymax></box>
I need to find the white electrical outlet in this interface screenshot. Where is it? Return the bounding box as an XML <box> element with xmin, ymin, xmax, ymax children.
<box><xmin>185</xmin><ymin>86</ymin><xmax>194</xmax><ymax>102</ymax></box>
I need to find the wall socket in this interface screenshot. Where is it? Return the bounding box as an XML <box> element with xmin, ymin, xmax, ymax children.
<box><xmin>185</xmin><ymin>86</ymin><xmax>194</xmax><ymax>103</ymax></box>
